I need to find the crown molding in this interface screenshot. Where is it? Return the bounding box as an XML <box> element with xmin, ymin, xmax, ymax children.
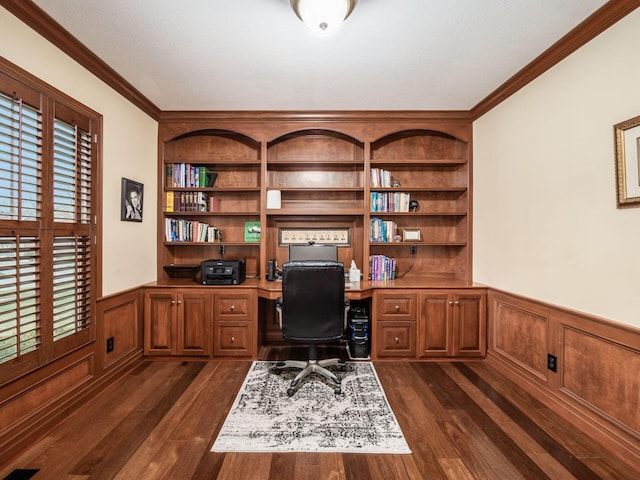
<box><xmin>1</xmin><ymin>0</ymin><xmax>161</xmax><ymax>120</ymax></box>
<box><xmin>471</xmin><ymin>0</ymin><xmax>640</xmax><ymax>120</ymax></box>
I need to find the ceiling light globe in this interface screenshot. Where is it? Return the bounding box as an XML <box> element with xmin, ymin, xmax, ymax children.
<box><xmin>291</xmin><ymin>0</ymin><xmax>357</xmax><ymax>34</ymax></box>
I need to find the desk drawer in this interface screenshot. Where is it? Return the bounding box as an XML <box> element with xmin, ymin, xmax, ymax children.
<box><xmin>376</xmin><ymin>292</ymin><xmax>417</xmax><ymax>321</ymax></box>
<box><xmin>214</xmin><ymin>290</ymin><xmax>256</xmax><ymax>321</ymax></box>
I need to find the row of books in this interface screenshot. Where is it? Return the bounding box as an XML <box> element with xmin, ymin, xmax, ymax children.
<box><xmin>369</xmin><ymin>255</ymin><xmax>396</xmax><ymax>281</ymax></box>
<box><xmin>370</xmin><ymin>217</ymin><xmax>399</xmax><ymax>243</ymax></box>
<box><xmin>166</xmin><ymin>163</ymin><xmax>217</xmax><ymax>188</ymax></box>
<box><xmin>165</xmin><ymin>191</ymin><xmax>215</xmax><ymax>212</ymax></box>
<box><xmin>370</xmin><ymin>167</ymin><xmax>393</xmax><ymax>188</ymax></box>
<box><xmin>165</xmin><ymin>218</ymin><xmax>222</xmax><ymax>243</ymax></box>
<box><xmin>371</xmin><ymin>192</ymin><xmax>411</xmax><ymax>212</ymax></box>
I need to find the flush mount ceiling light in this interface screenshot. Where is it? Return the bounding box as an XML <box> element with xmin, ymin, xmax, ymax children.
<box><xmin>290</xmin><ymin>0</ymin><xmax>358</xmax><ymax>34</ymax></box>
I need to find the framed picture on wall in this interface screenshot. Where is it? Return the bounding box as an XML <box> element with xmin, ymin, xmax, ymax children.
<box><xmin>614</xmin><ymin>114</ymin><xmax>640</xmax><ymax>208</ymax></box>
<box><xmin>121</xmin><ymin>177</ymin><xmax>144</xmax><ymax>221</ymax></box>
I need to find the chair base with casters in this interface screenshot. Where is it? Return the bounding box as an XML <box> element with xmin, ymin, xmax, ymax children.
<box><xmin>274</xmin><ymin>344</ymin><xmax>347</xmax><ymax>396</ymax></box>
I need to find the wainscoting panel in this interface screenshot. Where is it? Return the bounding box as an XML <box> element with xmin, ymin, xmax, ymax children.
<box><xmin>487</xmin><ymin>289</ymin><xmax>640</xmax><ymax>471</ymax></box>
<box><xmin>0</xmin><ymin>288</ymin><xmax>144</xmax><ymax>468</ymax></box>
<box><xmin>100</xmin><ymin>291</ymin><xmax>142</xmax><ymax>369</ymax></box>
<box><xmin>562</xmin><ymin>326</ymin><xmax>640</xmax><ymax>437</ymax></box>
<box><xmin>491</xmin><ymin>296</ymin><xmax>549</xmax><ymax>380</ymax></box>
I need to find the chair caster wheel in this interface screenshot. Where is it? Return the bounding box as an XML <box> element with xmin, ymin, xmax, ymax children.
<box><xmin>287</xmin><ymin>388</ymin><xmax>296</xmax><ymax>397</ymax></box>
<box><xmin>340</xmin><ymin>364</ymin><xmax>347</xmax><ymax>372</ymax></box>
<box><xmin>334</xmin><ymin>387</ymin><xmax>341</xmax><ymax>395</ymax></box>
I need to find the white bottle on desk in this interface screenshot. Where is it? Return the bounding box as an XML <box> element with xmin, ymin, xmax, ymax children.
<box><xmin>349</xmin><ymin>260</ymin><xmax>360</xmax><ymax>283</ymax></box>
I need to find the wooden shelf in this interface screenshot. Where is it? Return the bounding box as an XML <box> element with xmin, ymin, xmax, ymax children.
<box><xmin>163</xmin><ymin>242</ymin><xmax>260</xmax><ymax>246</ymax></box>
<box><xmin>369</xmin><ymin>212</ymin><xmax>467</xmax><ymax>216</ymax></box>
<box><xmin>164</xmin><ymin>211</ymin><xmax>261</xmax><ymax>216</ymax></box>
<box><xmin>370</xmin><ymin>158</ymin><xmax>466</xmax><ymax>166</ymax></box>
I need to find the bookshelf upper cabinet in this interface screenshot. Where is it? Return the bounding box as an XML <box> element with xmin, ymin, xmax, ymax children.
<box><xmin>266</xmin><ymin>130</ymin><xmax>365</xmax><ymax>215</ymax></box>
<box><xmin>368</xmin><ymin>129</ymin><xmax>470</xmax><ymax>282</ymax></box>
<box><xmin>157</xmin><ymin>113</ymin><xmax>471</xmax><ymax>285</ymax></box>
<box><xmin>159</xmin><ymin>129</ymin><xmax>262</xmax><ymax>279</ymax></box>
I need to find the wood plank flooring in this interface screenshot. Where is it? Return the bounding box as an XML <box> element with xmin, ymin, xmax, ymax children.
<box><xmin>1</xmin><ymin>355</ymin><xmax>638</xmax><ymax>480</ymax></box>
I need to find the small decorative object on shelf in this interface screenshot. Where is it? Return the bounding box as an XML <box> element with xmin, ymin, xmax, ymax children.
<box><xmin>409</xmin><ymin>200</ymin><xmax>419</xmax><ymax>212</ymax></box>
<box><xmin>402</xmin><ymin>228</ymin><xmax>421</xmax><ymax>242</ymax></box>
<box><xmin>244</xmin><ymin>221</ymin><xmax>261</xmax><ymax>242</ymax></box>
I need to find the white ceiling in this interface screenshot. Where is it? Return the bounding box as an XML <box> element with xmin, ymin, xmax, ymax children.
<box><xmin>30</xmin><ymin>0</ymin><xmax>610</xmax><ymax>111</ymax></box>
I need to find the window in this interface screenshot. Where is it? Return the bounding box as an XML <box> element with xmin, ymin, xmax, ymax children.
<box><xmin>0</xmin><ymin>64</ymin><xmax>100</xmax><ymax>381</ymax></box>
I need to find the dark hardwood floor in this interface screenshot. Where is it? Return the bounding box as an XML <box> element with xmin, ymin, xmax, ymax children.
<box><xmin>1</xmin><ymin>351</ymin><xmax>638</xmax><ymax>479</ymax></box>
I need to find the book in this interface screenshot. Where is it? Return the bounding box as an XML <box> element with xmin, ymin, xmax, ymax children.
<box><xmin>165</xmin><ymin>191</ymin><xmax>174</xmax><ymax>212</ymax></box>
<box><xmin>244</xmin><ymin>221</ymin><xmax>261</xmax><ymax>242</ymax></box>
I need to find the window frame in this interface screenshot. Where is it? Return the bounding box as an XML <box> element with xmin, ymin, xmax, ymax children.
<box><xmin>0</xmin><ymin>58</ymin><xmax>102</xmax><ymax>384</ymax></box>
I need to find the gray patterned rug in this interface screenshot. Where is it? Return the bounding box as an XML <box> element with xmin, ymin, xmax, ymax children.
<box><xmin>211</xmin><ymin>361</ymin><xmax>411</xmax><ymax>454</ymax></box>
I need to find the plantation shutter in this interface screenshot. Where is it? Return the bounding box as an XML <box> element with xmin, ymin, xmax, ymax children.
<box><xmin>0</xmin><ymin>85</ymin><xmax>43</xmax><ymax>364</ymax></box>
<box><xmin>0</xmin><ymin>64</ymin><xmax>99</xmax><ymax>376</ymax></box>
<box><xmin>52</xmin><ymin>112</ymin><xmax>93</xmax><ymax>341</ymax></box>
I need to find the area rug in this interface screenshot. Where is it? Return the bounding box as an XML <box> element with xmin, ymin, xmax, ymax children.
<box><xmin>211</xmin><ymin>361</ymin><xmax>411</xmax><ymax>454</ymax></box>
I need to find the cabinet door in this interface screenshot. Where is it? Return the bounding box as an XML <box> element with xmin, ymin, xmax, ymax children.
<box><xmin>452</xmin><ymin>292</ymin><xmax>486</xmax><ymax>357</ymax></box>
<box><xmin>418</xmin><ymin>292</ymin><xmax>450</xmax><ymax>357</ymax></box>
<box><xmin>375</xmin><ymin>321</ymin><xmax>415</xmax><ymax>357</ymax></box>
<box><xmin>144</xmin><ymin>291</ymin><xmax>176</xmax><ymax>355</ymax></box>
<box><xmin>177</xmin><ymin>291</ymin><xmax>212</xmax><ymax>356</ymax></box>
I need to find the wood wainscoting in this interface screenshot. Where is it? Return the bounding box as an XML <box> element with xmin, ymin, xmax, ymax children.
<box><xmin>0</xmin><ymin>288</ymin><xmax>144</xmax><ymax>467</ymax></box>
<box><xmin>487</xmin><ymin>288</ymin><xmax>640</xmax><ymax>471</ymax></box>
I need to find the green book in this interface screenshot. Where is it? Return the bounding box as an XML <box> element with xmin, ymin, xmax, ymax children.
<box><xmin>244</xmin><ymin>221</ymin><xmax>261</xmax><ymax>242</ymax></box>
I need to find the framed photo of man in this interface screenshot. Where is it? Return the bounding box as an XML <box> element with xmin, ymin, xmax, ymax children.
<box><xmin>121</xmin><ymin>178</ymin><xmax>144</xmax><ymax>222</ymax></box>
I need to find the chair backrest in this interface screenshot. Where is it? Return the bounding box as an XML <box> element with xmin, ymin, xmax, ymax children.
<box><xmin>280</xmin><ymin>260</ymin><xmax>345</xmax><ymax>342</ymax></box>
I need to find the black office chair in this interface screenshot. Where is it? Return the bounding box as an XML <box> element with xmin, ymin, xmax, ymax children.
<box><xmin>274</xmin><ymin>260</ymin><xmax>350</xmax><ymax>396</ymax></box>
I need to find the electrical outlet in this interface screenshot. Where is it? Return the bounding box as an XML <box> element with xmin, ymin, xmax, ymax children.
<box><xmin>106</xmin><ymin>336</ymin><xmax>114</xmax><ymax>353</ymax></box>
<box><xmin>547</xmin><ymin>353</ymin><xmax>557</xmax><ymax>372</ymax></box>
<box><xmin>409</xmin><ymin>245</ymin><xmax>417</xmax><ymax>255</ymax></box>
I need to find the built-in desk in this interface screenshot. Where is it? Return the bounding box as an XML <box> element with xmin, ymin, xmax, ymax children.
<box><xmin>143</xmin><ymin>277</ymin><xmax>487</xmax><ymax>360</ymax></box>
<box><xmin>255</xmin><ymin>278</ymin><xmax>374</xmax><ymax>301</ymax></box>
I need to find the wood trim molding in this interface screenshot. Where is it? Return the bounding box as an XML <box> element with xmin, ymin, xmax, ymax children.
<box><xmin>486</xmin><ymin>287</ymin><xmax>640</xmax><ymax>471</ymax></box>
<box><xmin>1</xmin><ymin>0</ymin><xmax>161</xmax><ymax>120</ymax></box>
<box><xmin>471</xmin><ymin>0</ymin><xmax>640</xmax><ymax>119</ymax></box>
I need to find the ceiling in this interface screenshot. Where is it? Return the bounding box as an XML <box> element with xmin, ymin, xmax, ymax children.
<box><xmin>29</xmin><ymin>0</ymin><xmax>611</xmax><ymax>112</ymax></box>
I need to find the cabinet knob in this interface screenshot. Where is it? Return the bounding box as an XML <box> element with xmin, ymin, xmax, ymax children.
<box><xmin>394</xmin><ymin>337</ymin><xmax>400</xmax><ymax>343</ymax></box>
<box><xmin>177</xmin><ymin>300</ymin><xmax>182</xmax><ymax>305</ymax></box>
<box><xmin>171</xmin><ymin>300</ymin><xmax>176</xmax><ymax>305</ymax></box>
<box><xmin>454</xmin><ymin>301</ymin><xmax>460</xmax><ymax>306</ymax></box>
<box><xmin>230</xmin><ymin>336</ymin><xmax>235</xmax><ymax>343</ymax></box>
<box><xmin>230</xmin><ymin>305</ymin><xmax>235</xmax><ymax>311</ymax></box>
<box><xmin>448</xmin><ymin>301</ymin><xmax>454</xmax><ymax>306</ymax></box>
<box><xmin>394</xmin><ymin>305</ymin><xmax>400</xmax><ymax>312</ymax></box>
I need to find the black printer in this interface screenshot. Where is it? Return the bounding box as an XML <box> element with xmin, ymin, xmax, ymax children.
<box><xmin>201</xmin><ymin>259</ymin><xmax>246</xmax><ymax>285</ymax></box>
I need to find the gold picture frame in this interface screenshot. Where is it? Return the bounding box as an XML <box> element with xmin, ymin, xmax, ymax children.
<box><xmin>402</xmin><ymin>228</ymin><xmax>421</xmax><ymax>242</ymax></box>
<box><xmin>614</xmin><ymin>114</ymin><xmax>640</xmax><ymax>208</ymax></box>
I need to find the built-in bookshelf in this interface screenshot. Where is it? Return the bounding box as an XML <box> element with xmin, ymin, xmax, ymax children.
<box><xmin>157</xmin><ymin>114</ymin><xmax>471</xmax><ymax>283</ymax></box>
<box><xmin>158</xmin><ymin>130</ymin><xmax>262</xmax><ymax>278</ymax></box>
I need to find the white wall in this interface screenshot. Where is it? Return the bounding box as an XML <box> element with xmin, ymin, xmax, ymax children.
<box><xmin>474</xmin><ymin>9</ymin><xmax>640</xmax><ymax>328</ymax></box>
<box><xmin>1</xmin><ymin>8</ymin><xmax>159</xmax><ymax>296</ymax></box>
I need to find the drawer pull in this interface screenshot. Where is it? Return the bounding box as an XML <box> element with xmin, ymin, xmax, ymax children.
<box><xmin>395</xmin><ymin>305</ymin><xmax>400</xmax><ymax>312</ymax></box>
<box><xmin>230</xmin><ymin>305</ymin><xmax>235</xmax><ymax>311</ymax></box>
<box><xmin>394</xmin><ymin>337</ymin><xmax>400</xmax><ymax>343</ymax></box>
<box><xmin>230</xmin><ymin>336</ymin><xmax>235</xmax><ymax>343</ymax></box>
